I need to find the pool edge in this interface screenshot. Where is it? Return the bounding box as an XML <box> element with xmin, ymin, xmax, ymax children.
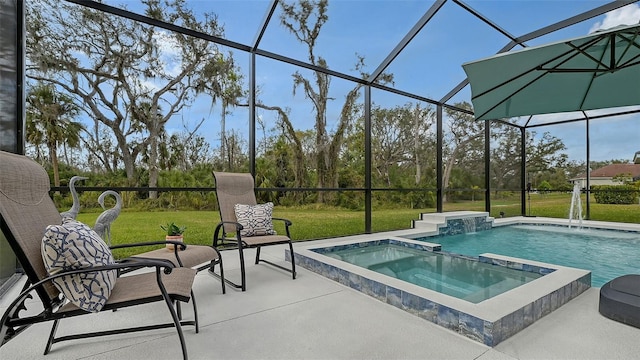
<box><xmin>286</xmin><ymin>235</ymin><xmax>591</xmax><ymax>347</ymax></box>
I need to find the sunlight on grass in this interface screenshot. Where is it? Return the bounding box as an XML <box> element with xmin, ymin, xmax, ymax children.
<box><xmin>77</xmin><ymin>195</ymin><xmax>640</xmax><ymax>259</ymax></box>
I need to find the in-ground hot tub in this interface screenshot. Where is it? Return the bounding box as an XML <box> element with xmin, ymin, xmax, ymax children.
<box><xmin>318</xmin><ymin>240</ymin><xmax>544</xmax><ymax>304</ymax></box>
<box><xmin>291</xmin><ymin>235</ymin><xmax>590</xmax><ymax>346</ymax></box>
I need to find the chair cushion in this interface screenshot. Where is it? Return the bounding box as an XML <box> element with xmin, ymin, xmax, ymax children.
<box><xmin>41</xmin><ymin>218</ymin><xmax>117</xmax><ymax>313</ymax></box>
<box><xmin>234</xmin><ymin>202</ymin><xmax>277</xmax><ymax>237</ymax></box>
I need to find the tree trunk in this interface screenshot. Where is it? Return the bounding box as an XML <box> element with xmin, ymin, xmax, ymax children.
<box><xmin>148</xmin><ymin>124</ymin><xmax>160</xmax><ymax>199</ymax></box>
<box><xmin>442</xmin><ymin>148</ymin><xmax>458</xmax><ymax>203</ymax></box>
<box><xmin>220</xmin><ymin>100</ymin><xmax>227</xmax><ymax>170</ymax></box>
<box><xmin>49</xmin><ymin>142</ymin><xmax>60</xmax><ymax>192</ymax></box>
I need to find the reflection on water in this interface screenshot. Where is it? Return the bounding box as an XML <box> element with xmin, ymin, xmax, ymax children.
<box><xmin>433</xmin><ymin>225</ymin><xmax>640</xmax><ymax>287</ymax></box>
<box><xmin>327</xmin><ymin>244</ymin><xmax>541</xmax><ymax>303</ymax></box>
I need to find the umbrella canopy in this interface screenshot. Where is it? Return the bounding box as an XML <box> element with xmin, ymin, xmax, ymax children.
<box><xmin>462</xmin><ymin>23</ymin><xmax>640</xmax><ymax>121</ymax></box>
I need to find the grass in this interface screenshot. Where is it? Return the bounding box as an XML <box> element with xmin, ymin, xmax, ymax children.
<box><xmin>77</xmin><ymin>193</ymin><xmax>640</xmax><ymax>259</ymax></box>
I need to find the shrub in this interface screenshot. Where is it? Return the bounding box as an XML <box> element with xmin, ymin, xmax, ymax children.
<box><xmin>592</xmin><ymin>185</ymin><xmax>639</xmax><ymax>204</ymax></box>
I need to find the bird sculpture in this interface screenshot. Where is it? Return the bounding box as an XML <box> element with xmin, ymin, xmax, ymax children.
<box><xmin>93</xmin><ymin>190</ymin><xmax>122</xmax><ymax>246</ymax></box>
<box><xmin>60</xmin><ymin>175</ymin><xmax>88</xmax><ymax>219</ymax></box>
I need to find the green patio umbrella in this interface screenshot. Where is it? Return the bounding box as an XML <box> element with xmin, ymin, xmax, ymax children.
<box><xmin>462</xmin><ymin>23</ymin><xmax>640</xmax><ymax>121</ymax></box>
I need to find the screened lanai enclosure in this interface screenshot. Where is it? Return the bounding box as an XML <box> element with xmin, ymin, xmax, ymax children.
<box><xmin>1</xmin><ymin>1</ymin><xmax>639</xmax><ymax>287</ymax></box>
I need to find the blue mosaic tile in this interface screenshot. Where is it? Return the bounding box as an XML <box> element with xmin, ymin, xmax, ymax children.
<box><xmin>499</xmin><ymin>311</ymin><xmax>515</xmax><ymax>339</ymax></box>
<box><xmin>321</xmin><ymin>263</ymin><xmax>335</xmax><ymax>279</ymax></box>
<box><xmin>486</xmin><ymin>318</ymin><xmax>501</xmax><ymax>346</ymax></box>
<box><xmin>539</xmin><ymin>267</ymin><xmax>555</xmax><ymax>275</ymax></box>
<box><xmin>512</xmin><ymin>308</ymin><xmax>525</xmax><ymax>333</ymax></box>
<box><xmin>523</xmin><ymin>302</ymin><xmax>534</xmax><ymax>327</ymax></box>
<box><xmin>541</xmin><ymin>294</ymin><xmax>551</xmax><ymax>316</ymax></box>
<box><xmin>387</xmin><ymin>287</ymin><xmax>402</xmax><ymax>308</ymax></box>
<box><xmin>492</xmin><ymin>258</ymin><xmax>507</xmax><ymax>267</ymax></box>
<box><xmin>550</xmin><ymin>290</ymin><xmax>559</xmax><ymax>311</ymax></box>
<box><xmin>556</xmin><ymin>286</ymin><xmax>565</xmax><ymax>306</ymax></box>
<box><xmin>437</xmin><ymin>305</ymin><xmax>460</xmax><ymax>331</ymax></box>
<box><xmin>336</xmin><ymin>268</ymin><xmax>349</xmax><ymax>285</ymax></box>
<box><xmin>347</xmin><ymin>272</ymin><xmax>361</xmax><ymax>291</ymax></box>
<box><xmin>421</xmin><ymin>299</ymin><xmax>439</xmax><ymax>322</ymax></box>
<box><xmin>459</xmin><ymin>313</ymin><xmax>484</xmax><ymax>343</ymax></box>
<box><xmin>401</xmin><ymin>291</ymin><xmax>422</xmax><ymax>311</ymax></box>
<box><xmin>371</xmin><ymin>280</ymin><xmax>387</xmax><ymax>300</ymax></box>
<box><xmin>579</xmin><ymin>274</ymin><xmax>591</xmax><ymax>290</ymax></box>
<box><xmin>507</xmin><ymin>261</ymin><xmax>523</xmax><ymax>270</ymax></box>
<box><xmin>563</xmin><ymin>284</ymin><xmax>573</xmax><ymax>303</ymax></box>
<box><xmin>360</xmin><ymin>277</ymin><xmax>375</xmax><ymax>297</ymax></box>
<box><xmin>533</xmin><ymin>298</ymin><xmax>543</xmax><ymax>321</ymax></box>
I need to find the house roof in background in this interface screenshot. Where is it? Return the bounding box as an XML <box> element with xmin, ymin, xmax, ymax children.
<box><xmin>587</xmin><ymin>163</ymin><xmax>640</xmax><ymax>178</ymax></box>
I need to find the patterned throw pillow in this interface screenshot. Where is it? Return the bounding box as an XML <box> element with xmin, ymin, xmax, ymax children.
<box><xmin>41</xmin><ymin>218</ymin><xmax>117</xmax><ymax>313</ymax></box>
<box><xmin>234</xmin><ymin>202</ymin><xmax>277</xmax><ymax>237</ymax></box>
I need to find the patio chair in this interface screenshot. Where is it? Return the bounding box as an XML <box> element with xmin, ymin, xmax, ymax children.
<box><xmin>211</xmin><ymin>172</ymin><xmax>296</xmax><ymax>291</ymax></box>
<box><xmin>131</xmin><ymin>241</ymin><xmax>226</xmax><ymax>294</ymax></box>
<box><xmin>0</xmin><ymin>151</ymin><xmax>198</xmax><ymax>360</ymax></box>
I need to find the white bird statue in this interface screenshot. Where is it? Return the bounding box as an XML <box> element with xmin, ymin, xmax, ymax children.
<box><xmin>60</xmin><ymin>176</ymin><xmax>88</xmax><ymax>219</ymax></box>
<box><xmin>93</xmin><ymin>190</ymin><xmax>122</xmax><ymax>246</ymax></box>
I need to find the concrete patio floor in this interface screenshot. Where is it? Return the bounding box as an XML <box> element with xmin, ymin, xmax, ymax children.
<box><xmin>1</xmin><ymin>240</ymin><xmax>639</xmax><ymax>360</ymax></box>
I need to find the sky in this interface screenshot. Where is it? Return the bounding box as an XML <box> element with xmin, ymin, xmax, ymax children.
<box><xmin>93</xmin><ymin>1</ymin><xmax>640</xmax><ymax>163</ymax></box>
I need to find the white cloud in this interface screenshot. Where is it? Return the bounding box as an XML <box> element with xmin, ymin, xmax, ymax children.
<box><xmin>589</xmin><ymin>4</ymin><xmax>640</xmax><ymax>33</ymax></box>
<box><xmin>152</xmin><ymin>30</ymin><xmax>183</xmax><ymax>77</ymax></box>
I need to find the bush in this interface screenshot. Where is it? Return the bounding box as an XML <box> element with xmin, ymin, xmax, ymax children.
<box><xmin>592</xmin><ymin>185</ymin><xmax>639</xmax><ymax>204</ymax></box>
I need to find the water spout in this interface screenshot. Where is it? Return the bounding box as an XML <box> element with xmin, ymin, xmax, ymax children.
<box><xmin>569</xmin><ymin>184</ymin><xmax>583</xmax><ymax>229</ymax></box>
<box><xmin>462</xmin><ymin>217</ymin><xmax>477</xmax><ymax>233</ymax></box>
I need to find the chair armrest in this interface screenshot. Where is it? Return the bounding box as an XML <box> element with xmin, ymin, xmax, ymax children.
<box><xmin>110</xmin><ymin>241</ymin><xmax>187</xmax><ymax>251</ymax></box>
<box><xmin>213</xmin><ymin>221</ymin><xmax>244</xmax><ymax>247</ymax></box>
<box><xmin>272</xmin><ymin>217</ymin><xmax>292</xmax><ymax>227</ymax></box>
<box><xmin>1</xmin><ymin>258</ymin><xmax>178</xmax><ymax>320</ymax></box>
<box><xmin>0</xmin><ymin>258</ymin><xmax>180</xmax><ymax>342</ymax></box>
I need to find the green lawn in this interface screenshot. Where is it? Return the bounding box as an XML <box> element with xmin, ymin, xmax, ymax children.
<box><xmin>77</xmin><ymin>194</ymin><xmax>640</xmax><ymax>259</ymax></box>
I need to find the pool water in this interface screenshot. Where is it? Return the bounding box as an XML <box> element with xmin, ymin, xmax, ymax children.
<box><xmin>322</xmin><ymin>244</ymin><xmax>542</xmax><ymax>303</ymax></box>
<box><xmin>428</xmin><ymin>225</ymin><xmax>640</xmax><ymax>287</ymax></box>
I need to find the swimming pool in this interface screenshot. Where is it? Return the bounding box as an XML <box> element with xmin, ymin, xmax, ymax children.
<box><xmin>412</xmin><ymin>224</ymin><xmax>640</xmax><ymax>287</ymax></box>
<box><xmin>318</xmin><ymin>242</ymin><xmax>543</xmax><ymax>303</ymax></box>
<box><xmin>287</xmin><ymin>212</ymin><xmax>638</xmax><ymax>346</ymax></box>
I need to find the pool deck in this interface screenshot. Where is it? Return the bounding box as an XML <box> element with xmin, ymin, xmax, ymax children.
<box><xmin>1</xmin><ymin>216</ymin><xmax>639</xmax><ymax>359</ymax></box>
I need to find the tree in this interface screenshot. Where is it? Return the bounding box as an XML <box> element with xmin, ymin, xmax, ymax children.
<box><xmin>26</xmin><ymin>0</ymin><xmax>240</xmax><ymax>189</ymax></box>
<box><xmin>442</xmin><ymin>102</ymin><xmax>484</xmax><ymax>202</ymax></box>
<box><xmin>490</xmin><ymin>124</ymin><xmax>522</xmax><ymax>194</ymax></box>
<box><xmin>210</xmin><ymin>58</ymin><xmax>245</xmax><ymax>171</ymax></box>
<box><xmin>26</xmin><ymin>83</ymin><xmax>83</xmax><ymax>188</ymax></box>
<box><xmin>489</xmin><ymin>124</ymin><xmax>568</xmax><ymax>194</ymax></box>
<box><xmin>526</xmin><ymin>130</ymin><xmax>568</xmax><ymax>187</ymax></box>
<box><xmin>371</xmin><ymin>103</ymin><xmax>435</xmax><ymax>187</ymax></box>
<box><xmin>279</xmin><ymin>0</ymin><xmax>393</xmax><ymax>203</ymax></box>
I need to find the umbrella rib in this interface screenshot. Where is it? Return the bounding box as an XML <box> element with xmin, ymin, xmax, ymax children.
<box><xmin>475</xmin><ymin>72</ymin><xmax>549</xmax><ymax>120</ymax></box>
<box><xmin>541</xmin><ymin>35</ymin><xmax>611</xmax><ymax>72</ymax></box>
<box><xmin>474</xmin><ymin>41</ymin><xmax>596</xmax><ymax>119</ymax></box>
<box><xmin>577</xmin><ymin>35</ymin><xmax>612</xmax><ymax>109</ymax></box>
<box><xmin>613</xmin><ymin>31</ymin><xmax>640</xmax><ymax>69</ymax></box>
<box><xmin>474</xmin><ymin>44</ymin><xmax>584</xmax><ymax>100</ymax></box>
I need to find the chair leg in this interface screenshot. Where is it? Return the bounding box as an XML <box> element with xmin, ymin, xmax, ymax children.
<box><xmin>212</xmin><ymin>259</ymin><xmax>226</xmax><ymax>294</ymax></box>
<box><xmin>176</xmin><ymin>300</ymin><xmax>182</xmax><ymax>320</ymax></box>
<box><xmin>157</xmin><ymin>278</ymin><xmax>189</xmax><ymax>360</ymax></box>
<box><xmin>190</xmin><ymin>290</ymin><xmax>199</xmax><ymax>333</ymax></box>
<box><xmin>238</xmin><ymin>246</ymin><xmax>247</xmax><ymax>292</ymax></box>
<box><xmin>43</xmin><ymin>318</ymin><xmax>59</xmax><ymax>355</ymax></box>
<box><xmin>218</xmin><ymin>260</ymin><xmax>226</xmax><ymax>294</ymax></box>
<box><xmin>289</xmin><ymin>241</ymin><xmax>296</xmax><ymax>279</ymax></box>
<box><xmin>255</xmin><ymin>246</ymin><xmax>261</xmax><ymax>264</ymax></box>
